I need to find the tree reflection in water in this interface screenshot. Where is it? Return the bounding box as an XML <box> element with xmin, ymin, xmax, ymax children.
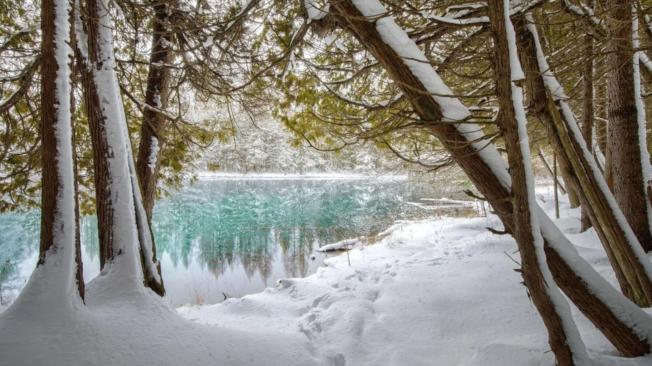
<box><xmin>1</xmin><ymin>178</ymin><xmax>479</xmax><ymax>306</ymax></box>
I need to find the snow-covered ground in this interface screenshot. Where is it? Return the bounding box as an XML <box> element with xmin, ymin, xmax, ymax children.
<box><xmin>1</xmin><ymin>186</ymin><xmax>652</xmax><ymax>365</ymax></box>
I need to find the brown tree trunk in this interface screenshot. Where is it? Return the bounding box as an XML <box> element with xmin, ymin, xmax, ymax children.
<box><xmin>328</xmin><ymin>0</ymin><xmax>652</xmax><ymax>356</ymax></box>
<box><xmin>605</xmin><ymin>0</ymin><xmax>652</xmax><ymax>253</ymax></box>
<box><xmin>70</xmin><ymin>4</ymin><xmax>85</xmax><ymax>300</ymax></box>
<box><xmin>595</xmin><ymin>80</ymin><xmax>608</xmax><ymax>155</ymax></box>
<box><xmin>561</xmin><ymin>159</ymin><xmax>581</xmax><ymax>208</ymax></box>
<box><xmin>79</xmin><ymin>0</ymin><xmax>115</xmax><ymax>269</ymax></box>
<box><xmin>581</xmin><ymin>33</ymin><xmax>594</xmax><ymax>232</ymax></box>
<box><xmin>514</xmin><ymin>14</ymin><xmax>652</xmax><ymax>307</ymax></box>
<box><xmin>488</xmin><ymin>2</ymin><xmax>586</xmax><ymax>363</ymax></box>
<box><xmin>76</xmin><ymin>0</ymin><xmax>164</xmax><ymax>295</ymax></box>
<box><xmin>135</xmin><ymin>0</ymin><xmax>174</xmax><ymax>219</ymax></box>
<box><xmin>130</xmin><ymin>0</ymin><xmax>173</xmax><ymax>296</ymax></box>
<box><xmin>39</xmin><ymin>0</ymin><xmax>84</xmax><ymax>298</ymax></box>
<box><xmin>538</xmin><ymin>149</ymin><xmax>567</xmax><ymax>194</ymax></box>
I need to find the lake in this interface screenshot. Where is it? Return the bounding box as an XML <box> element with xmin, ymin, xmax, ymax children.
<box><xmin>0</xmin><ymin>176</ymin><xmax>481</xmax><ymax>307</ymax></box>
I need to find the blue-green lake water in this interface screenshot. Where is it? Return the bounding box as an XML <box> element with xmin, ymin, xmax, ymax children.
<box><xmin>0</xmin><ymin>177</ymin><xmax>480</xmax><ymax>306</ymax></box>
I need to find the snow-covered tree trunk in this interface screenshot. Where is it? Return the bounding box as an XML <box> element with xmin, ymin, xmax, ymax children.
<box><xmin>605</xmin><ymin>0</ymin><xmax>652</xmax><ymax>253</ymax></box>
<box><xmin>632</xmin><ymin>10</ymin><xmax>652</xmax><ymax>251</ymax></box>
<box><xmin>514</xmin><ymin>14</ymin><xmax>652</xmax><ymax>307</ymax></box>
<box><xmin>135</xmin><ymin>0</ymin><xmax>174</xmax><ymax>220</ymax></box>
<box><xmin>488</xmin><ymin>1</ymin><xmax>589</xmax><ymax>363</ymax></box>
<box><xmin>3</xmin><ymin>0</ymin><xmax>84</xmax><ymax>317</ymax></box>
<box><xmin>76</xmin><ymin>0</ymin><xmax>164</xmax><ymax>295</ymax></box>
<box><xmin>327</xmin><ymin>0</ymin><xmax>652</xmax><ymax>356</ymax></box>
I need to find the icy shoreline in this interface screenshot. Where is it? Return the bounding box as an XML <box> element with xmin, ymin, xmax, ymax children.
<box><xmin>196</xmin><ymin>171</ymin><xmax>409</xmax><ymax>181</ymax></box>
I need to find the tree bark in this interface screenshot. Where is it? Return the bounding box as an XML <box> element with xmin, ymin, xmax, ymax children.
<box><xmin>488</xmin><ymin>1</ymin><xmax>587</xmax><ymax>363</ymax></box>
<box><xmin>39</xmin><ymin>0</ymin><xmax>84</xmax><ymax>298</ymax></box>
<box><xmin>328</xmin><ymin>0</ymin><xmax>652</xmax><ymax>356</ymax></box>
<box><xmin>135</xmin><ymin>0</ymin><xmax>174</xmax><ymax>220</ymax></box>
<box><xmin>514</xmin><ymin>14</ymin><xmax>652</xmax><ymax>307</ymax></box>
<box><xmin>605</xmin><ymin>0</ymin><xmax>652</xmax><ymax>253</ymax></box>
<box><xmin>78</xmin><ymin>0</ymin><xmax>114</xmax><ymax>269</ymax></box>
<box><xmin>560</xmin><ymin>160</ymin><xmax>581</xmax><ymax>208</ymax></box>
<box><xmin>595</xmin><ymin>80</ymin><xmax>607</xmax><ymax>155</ymax></box>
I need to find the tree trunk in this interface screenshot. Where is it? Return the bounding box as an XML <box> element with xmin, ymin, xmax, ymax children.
<box><xmin>132</xmin><ymin>0</ymin><xmax>174</xmax><ymax>294</ymax></box>
<box><xmin>328</xmin><ymin>0</ymin><xmax>652</xmax><ymax>356</ymax></box>
<box><xmin>38</xmin><ymin>0</ymin><xmax>84</xmax><ymax>298</ymax></box>
<box><xmin>538</xmin><ymin>149</ymin><xmax>567</xmax><ymax>195</ymax></box>
<box><xmin>135</xmin><ymin>0</ymin><xmax>174</xmax><ymax>219</ymax></box>
<box><xmin>78</xmin><ymin>0</ymin><xmax>113</xmax><ymax>269</ymax></box>
<box><xmin>595</xmin><ymin>80</ymin><xmax>608</xmax><ymax>155</ymax></box>
<box><xmin>76</xmin><ymin>0</ymin><xmax>164</xmax><ymax>295</ymax></box>
<box><xmin>514</xmin><ymin>14</ymin><xmax>652</xmax><ymax>307</ymax></box>
<box><xmin>581</xmin><ymin>33</ymin><xmax>594</xmax><ymax>232</ymax></box>
<box><xmin>70</xmin><ymin>6</ymin><xmax>85</xmax><ymax>300</ymax></box>
<box><xmin>560</xmin><ymin>158</ymin><xmax>581</xmax><ymax>208</ymax></box>
<box><xmin>605</xmin><ymin>0</ymin><xmax>652</xmax><ymax>253</ymax></box>
<box><xmin>488</xmin><ymin>1</ymin><xmax>588</xmax><ymax>363</ymax></box>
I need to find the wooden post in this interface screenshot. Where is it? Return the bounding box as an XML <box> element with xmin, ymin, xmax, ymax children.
<box><xmin>554</xmin><ymin>153</ymin><xmax>560</xmax><ymax>219</ymax></box>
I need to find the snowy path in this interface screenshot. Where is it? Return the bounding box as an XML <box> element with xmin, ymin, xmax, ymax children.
<box><xmin>180</xmin><ymin>216</ymin><xmax>555</xmax><ymax>365</ymax></box>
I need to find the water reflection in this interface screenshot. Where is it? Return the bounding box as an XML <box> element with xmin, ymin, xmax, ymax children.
<box><xmin>0</xmin><ymin>178</ymin><xmax>479</xmax><ymax>306</ymax></box>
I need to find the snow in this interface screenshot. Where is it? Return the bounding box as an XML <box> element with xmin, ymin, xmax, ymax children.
<box><xmin>426</xmin><ymin>14</ymin><xmax>488</xmax><ymax>25</ymax></box>
<box><xmin>504</xmin><ymin>2</ymin><xmax>524</xmax><ymax>82</ymax></box>
<box><xmin>148</xmin><ymin>136</ymin><xmax>159</xmax><ymax>171</ymax></box>
<box><xmin>304</xmin><ymin>0</ymin><xmax>329</xmax><ymax>21</ymax></box>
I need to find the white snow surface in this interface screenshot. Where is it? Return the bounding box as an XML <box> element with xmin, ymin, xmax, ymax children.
<box><xmin>304</xmin><ymin>0</ymin><xmax>329</xmax><ymax>20</ymax></box>
<box><xmin>3</xmin><ymin>188</ymin><xmax>652</xmax><ymax>366</ymax></box>
<box><xmin>147</xmin><ymin>135</ymin><xmax>159</xmax><ymax>171</ymax></box>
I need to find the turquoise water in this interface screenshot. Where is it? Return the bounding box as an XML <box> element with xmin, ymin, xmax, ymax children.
<box><xmin>0</xmin><ymin>178</ymin><xmax>479</xmax><ymax>306</ymax></box>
